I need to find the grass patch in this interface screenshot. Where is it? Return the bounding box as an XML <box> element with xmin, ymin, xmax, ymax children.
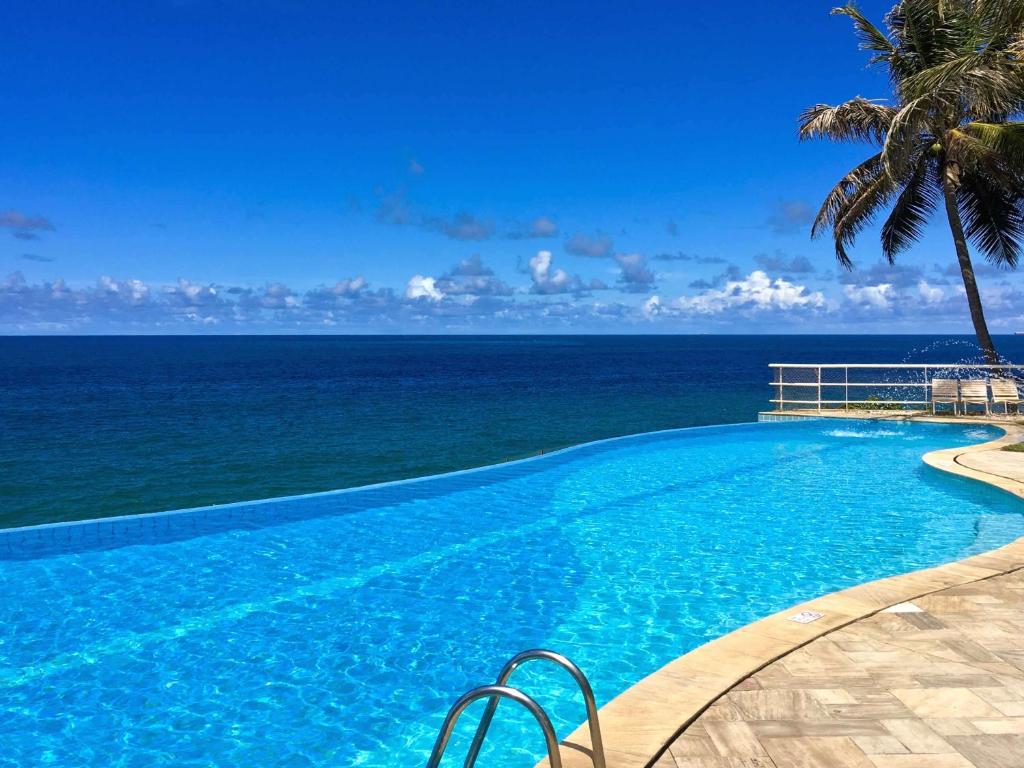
<box><xmin>1002</xmin><ymin>443</ymin><xmax>1024</xmax><ymax>453</ymax></box>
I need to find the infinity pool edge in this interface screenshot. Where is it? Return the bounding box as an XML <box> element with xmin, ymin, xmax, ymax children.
<box><xmin>0</xmin><ymin>420</ymin><xmax>773</xmax><ymax>539</ymax></box>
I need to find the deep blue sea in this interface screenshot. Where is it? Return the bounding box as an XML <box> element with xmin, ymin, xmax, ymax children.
<box><xmin>2</xmin><ymin>334</ymin><xmax>1022</xmax><ymax>529</ymax></box>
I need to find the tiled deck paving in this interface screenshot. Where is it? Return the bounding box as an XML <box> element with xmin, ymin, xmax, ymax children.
<box><xmin>655</xmin><ymin>567</ymin><xmax>1024</xmax><ymax>768</ymax></box>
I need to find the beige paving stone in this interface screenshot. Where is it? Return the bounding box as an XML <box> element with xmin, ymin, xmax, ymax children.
<box><xmin>866</xmin><ymin>756</ymin><xmax>976</xmax><ymax>768</ymax></box>
<box><xmin>890</xmin><ymin>688</ymin><xmax>1003</xmax><ymax>719</ymax></box>
<box><xmin>653</xmin><ymin>569</ymin><xmax>1024</xmax><ymax>768</ymax></box>
<box><xmin>880</xmin><ymin>718</ymin><xmax>954</xmax><ymax>753</ymax></box>
<box><xmin>990</xmin><ymin>700</ymin><xmax>1024</xmax><ymax>716</ymax></box>
<box><xmin>925</xmin><ymin>719</ymin><xmax>982</xmax><ymax>736</ymax></box>
<box><xmin>947</xmin><ymin>734</ymin><xmax>1024</xmax><ymax>768</ymax></box>
<box><xmin>970</xmin><ymin>718</ymin><xmax>1024</xmax><ymax>734</ymax></box>
<box><xmin>761</xmin><ymin>736</ymin><xmax>875</xmax><ymax>767</ymax></box>
<box><xmin>850</xmin><ymin>735</ymin><xmax>909</xmax><ymax>755</ymax></box>
<box><xmin>748</xmin><ymin>721</ymin><xmax>888</xmax><ymax>739</ymax></box>
<box><xmin>727</xmin><ymin>690</ymin><xmax>832</xmax><ymax>722</ymax></box>
<box><xmin>807</xmin><ymin>689</ymin><xmax>858</xmax><ymax>706</ymax></box>
<box><xmin>703</xmin><ymin>722</ymin><xmax>769</xmax><ymax>758</ymax></box>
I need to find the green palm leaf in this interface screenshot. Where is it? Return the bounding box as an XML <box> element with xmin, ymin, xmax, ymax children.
<box><xmin>881</xmin><ymin>158</ymin><xmax>940</xmax><ymax>260</ymax></box>
<box><xmin>957</xmin><ymin>174</ymin><xmax>1024</xmax><ymax>267</ymax></box>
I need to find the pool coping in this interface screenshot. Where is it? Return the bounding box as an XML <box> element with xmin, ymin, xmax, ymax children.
<box><xmin>539</xmin><ymin>417</ymin><xmax>1024</xmax><ymax>768</ymax></box>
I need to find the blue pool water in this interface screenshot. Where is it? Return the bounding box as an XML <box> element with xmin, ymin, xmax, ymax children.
<box><xmin>1</xmin><ymin>419</ymin><xmax>1022</xmax><ymax>767</ymax></box>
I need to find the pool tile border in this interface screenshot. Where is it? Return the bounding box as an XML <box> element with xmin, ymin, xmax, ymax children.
<box><xmin>540</xmin><ymin>419</ymin><xmax>1024</xmax><ymax>768</ymax></box>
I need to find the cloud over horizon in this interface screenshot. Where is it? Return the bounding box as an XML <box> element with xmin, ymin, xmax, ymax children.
<box><xmin>4</xmin><ymin>254</ymin><xmax>1022</xmax><ymax>334</ymax></box>
<box><xmin>527</xmin><ymin>250</ymin><xmax>606</xmax><ymax>295</ymax></box>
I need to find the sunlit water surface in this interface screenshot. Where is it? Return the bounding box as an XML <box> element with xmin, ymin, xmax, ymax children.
<box><xmin>0</xmin><ymin>420</ymin><xmax>1021</xmax><ymax>767</ymax></box>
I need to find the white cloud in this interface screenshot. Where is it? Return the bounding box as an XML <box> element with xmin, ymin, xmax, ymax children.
<box><xmin>614</xmin><ymin>252</ymin><xmax>656</xmax><ymax>293</ymax></box>
<box><xmin>435</xmin><ymin>255</ymin><xmax>513</xmax><ymax>296</ymax></box>
<box><xmin>405</xmin><ymin>274</ymin><xmax>444</xmax><ymax>301</ymax></box>
<box><xmin>331</xmin><ymin>276</ymin><xmax>367</xmax><ymax>296</ymax></box>
<box><xmin>245</xmin><ymin>282</ymin><xmax>299</xmax><ymax>309</ymax></box>
<box><xmin>98</xmin><ymin>275</ymin><xmax>150</xmax><ymax>304</ymax></box>
<box><xmin>642</xmin><ymin>295</ymin><xmax>662</xmax><ymax>319</ymax></box>
<box><xmin>529</xmin><ymin>250</ymin><xmax>570</xmax><ymax>293</ymax></box>
<box><xmin>4</xmin><ymin>259</ymin><xmax>1020</xmax><ymax>334</ymax></box>
<box><xmin>527</xmin><ymin>250</ymin><xmax>604</xmax><ymax>295</ymax></box>
<box><xmin>677</xmin><ymin>270</ymin><xmax>825</xmax><ymax>315</ymax></box>
<box><xmin>843</xmin><ymin>282</ymin><xmax>894</xmax><ymax>309</ymax></box>
<box><xmin>166</xmin><ymin>279</ymin><xmax>224</xmax><ymax>311</ymax></box>
<box><xmin>916</xmin><ymin>280</ymin><xmax>944</xmax><ymax>305</ymax></box>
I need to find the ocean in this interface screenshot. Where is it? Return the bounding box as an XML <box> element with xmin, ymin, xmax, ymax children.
<box><xmin>3</xmin><ymin>334</ymin><xmax>1022</xmax><ymax>529</ymax></box>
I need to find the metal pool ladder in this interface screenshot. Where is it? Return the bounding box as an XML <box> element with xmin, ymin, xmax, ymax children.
<box><xmin>424</xmin><ymin>649</ymin><xmax>606</xmax><ymax>768</ymax></box>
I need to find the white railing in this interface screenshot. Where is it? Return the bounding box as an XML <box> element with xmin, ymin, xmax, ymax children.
<box><xmin>770</xmin><ymin>363</ymin><xmax>1024</xmax><ymax>412</ymax></box>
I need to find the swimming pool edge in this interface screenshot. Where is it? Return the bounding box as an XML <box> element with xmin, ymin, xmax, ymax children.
<box><xmin>0</xmin><ymin>420</ymin><xmax>773</xmax><ymax>539</ymax></box>
<box><xmin>539</xmin><ymin>419</ymin><xmax>1024</xmax><ymax>768</ymax></box>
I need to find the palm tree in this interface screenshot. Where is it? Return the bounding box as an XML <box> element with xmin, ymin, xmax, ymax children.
<box><xmin>800</xmin><ymin>0</ymin><xmax>1024</xmax><ymax>364</ymax></box>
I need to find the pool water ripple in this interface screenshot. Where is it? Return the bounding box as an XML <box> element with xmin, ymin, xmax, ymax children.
<box><xmin>1</xmin><ymin>420</ymin><xmax>1022</xmax><ymax>768</ymax></box>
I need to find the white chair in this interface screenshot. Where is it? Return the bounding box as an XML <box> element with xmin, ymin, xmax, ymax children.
<box><xmin>931</xmin><ymin>378</ymin><xmax>959</xmax><ymax>415</ymax></box>
<box><xmin>960</xmin><ymin>379</ymin><xmax>990</xmax><ymax>415</ymax></box>
<box><xmin>991</xmin><ymin>378</ymin><xmax>1023</xmax><ymax>415</ymax></box>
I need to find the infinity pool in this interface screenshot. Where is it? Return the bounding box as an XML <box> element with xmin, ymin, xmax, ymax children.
<box><xmin>1</xmin><ymin>420</ymin><xmax>1022</xmax><ymax>768</ymax></box>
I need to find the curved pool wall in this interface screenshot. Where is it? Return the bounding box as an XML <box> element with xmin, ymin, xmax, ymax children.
<box><xmin>1</xmin><ymin>420</ymin><xmax>1023</xmax><ymax>768</ymax></box>
<box><xmin>0</xmin><ymin>421</ymin><xmax>774</xmax><ymax>560</ymax></box>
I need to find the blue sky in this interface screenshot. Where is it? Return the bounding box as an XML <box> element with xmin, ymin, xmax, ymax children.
<box><xmin>2</xmin><ymin>0</ymin><xmax>1022</xmax><ymax>333</ymax></box>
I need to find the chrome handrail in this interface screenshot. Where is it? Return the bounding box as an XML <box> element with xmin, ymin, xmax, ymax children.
<box><xmin>425</xmin><ymin>685</ymin><xmax>563</xmax><ymax>768</ymax></box>
<box><xmin>464</xmin><ymin>649</ymin><xmax>605</xmax><ymax>768</ymax></box>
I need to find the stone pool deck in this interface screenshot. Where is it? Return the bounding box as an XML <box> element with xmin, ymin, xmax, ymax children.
<box><xmin>655</xmin><ymin>566</ymin><xmax>1024</xmax><ymax>768</ymax></box>
<box><xmin>543</xmin><ymin>417</ymin><xmax>1024</xmax><ymax>768</ymax></box>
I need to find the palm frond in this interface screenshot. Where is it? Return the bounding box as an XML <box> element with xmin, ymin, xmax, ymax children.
<box><xmin>881</xmin><ymin>157</ymin><xmax>939</xmax><ymax>260</ymax></box>
<box><xmin>798</xmin><ymin>98</ymin><xmax>896</xmax><ymax>144</ymax></box>
<box><xmin>806</xmin><ymin>1</ymin><xmax>1024</xmax><ymax>275</ymax></box>
<box><xmin>812</xmin><ymin>153</ymin><xmax>886</xmax><ymax>239</ymax></box>
<box><xmin>886</xmin><ymin>0</ymin><xmax>954</xmax><ymax>71</ymax></box>
<box><xmin>945</xmin><ymin>128</ymin><xmax>1022</xmax><ymax>203</ymax></box>
<box><xmin>880</xmin><ymin>95</ymin><xmax>931</xmax><ymax>176</ymax></box>
<box><xmin>957</xmin><ymin>173</ymin><xmax>1024</xmax><ymax>267</ymax></box>
<box><xmin>831</xmin><ymin>166</ymin><xmax>897</xmax><ymax>267</ymax></box>
<box><xmin>900</xmin><ymin>55</ymin><xmax>1024</xmax><ymax>116</ymax></box>
<box><xmin>960</xmin><ymin>122</ymin><xmax>1024</xmax><ymax>172</ymax></box>
<box><xmin>977</xmin><ymin>0</ymin><xmax>1024</xmax><ymax>46</ymax></box>
<box><xmin>831</xmin><ymin>4</ymin><xmax>897</xmax><ymax>62</ymax></box>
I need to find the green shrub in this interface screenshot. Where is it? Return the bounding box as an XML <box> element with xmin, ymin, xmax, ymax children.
<box><xmin>846</xmin><ymin>396</ymin><xmax>910</xmax><ymax>411</ymax></box>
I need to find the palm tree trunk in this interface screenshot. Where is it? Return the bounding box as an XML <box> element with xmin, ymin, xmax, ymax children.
<box><xmin>941</xmin><ymin>172</ymin><xmax>999</xmax><ymax>365</ymax></box>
